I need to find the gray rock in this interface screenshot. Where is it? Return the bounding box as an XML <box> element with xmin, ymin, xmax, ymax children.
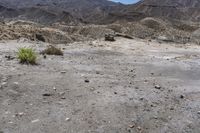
<box><xmin>85</xmin><ymin>79</ymin><xmax>90</xmax><ymax>83</ymax></box>
<box><xmin>105</xmin><ymin>34</ymin><xmax>115</xmax><ymax>41</ymax></box>
<box><xmin>197</xmin><ymin>111</ymin><xmax>200</xmax><ymax>115</ymax></box>
<box><xmin>61</xmin><ymin>71</ymin><xmax>67</xmax><ymax>74</ymax></box>
<box><xmin>155</xmin><ymin>85</ymin><xmax>161</xmax><ymax>89</ymax></box>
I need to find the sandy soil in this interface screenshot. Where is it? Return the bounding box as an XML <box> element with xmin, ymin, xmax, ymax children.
<box><xmin>0</xmin><ymin>38</ymin><xmax>200</xmax><ymax>133</ymax></box>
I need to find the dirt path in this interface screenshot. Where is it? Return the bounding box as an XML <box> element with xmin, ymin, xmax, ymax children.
<box><xmin>0</xmin><ymin>38</ymin><xmax>200</xmax><ymax>133</ymax></box>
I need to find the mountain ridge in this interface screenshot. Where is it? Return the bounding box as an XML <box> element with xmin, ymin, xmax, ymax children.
<box><xmin>0</xmin><ymin>0</ymin><xmax>200</xmax><ymax>24</ymax></box>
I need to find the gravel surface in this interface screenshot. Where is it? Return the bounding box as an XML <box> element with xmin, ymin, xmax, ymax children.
<box><xmin>0</xmin><ymin>38</ymin><xmax>200</xmax><ymax>133</ymax></box>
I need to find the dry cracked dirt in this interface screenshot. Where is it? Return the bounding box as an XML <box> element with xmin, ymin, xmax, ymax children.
<box><xmin>0</xmin><ymin>38</ymin><xmax>200</xmax><ymax>133</ymax></box>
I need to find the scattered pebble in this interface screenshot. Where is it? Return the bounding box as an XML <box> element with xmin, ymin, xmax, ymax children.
<box><xmin>13</xmin><ymin>82</ymin><xmax>19</xmax><ymax>85</ymax></box>
<box><xmin>61</xmin><ymin>71</ymin><xmax>67</xmax><ymax>74</ymax></box>
<box><xmin>153</xmin><ymin>116</ymin><xmax>158</xmax><ymax>119</ymax></box>
<box><xmin>5</xmin><ymin>55</ymin><xmax>15</xmax><ymax>60</ymax></box>
<box><xmin>155</xmin><ymin>85</ymin><xmax>161</xmax><ymax>89</ymax></box>
<box><xmin>43</xmin><ymin>54</ymin><xmax>47</xmax><ymax>59</ymax></box>
<box><xmin>139</xmin><ymin>97</ymin><xmax>144</xmax><ymax>101</ymax></box>
<box><xmin>16</xmin><ymin>112</ymin><xmax>24</xmax><ymax>117</ymax></box>
<box><xmin>96</xmin><ymin>71</ymin><xmax>100</xmax><ymax>74</ymax></box>
<box><xmin>42</xmin><ymin>93</ymin><xmax>52</xmax><ymax>96</ymax></box>
<box><xmin>85</xmin><ymin>79</ymin><xmax>90</xmax><ymax>83</ymax></box>
<box><xmin>31</xmin><ymin>119</ymin><xmax>40</xmax><ymax>123</ymax></box>
<box><xmin>114</xmin><ymin>92</ymin><xmax>117</xmax><ymax>94</ymax></box>
<box><xmin>135</xmin><ymin>87</ymin><xmax>139</xmax><ymax>89</ymax></box>
<box><xmin>1</xmin><ymin>82</ymin><xmax>7</xmax><ymax>85</ymax></box>
<box><xmin>59</xmin><ymin>92</ymin><xmax>65</xmax><ymax>96</ymax></box>
<box><xmin>8</xmin><ymin>121</ymin><xmax>13</xmax><ymax>124</ymax></box>
<box><xmin>129</xmin><ymin>124</ymin><xmax>135</xmax><ymax>128</ymax></box>
<box><xmin>65</xmin><ymin>118</ymin><xmax>70</xmax><ymax>121</ymax></box>
<box><xmin>90</xmin><ymin>88</ymin><xmax>95</xmax><ymax>91</ymax></box>
<box><xmin>197</xmin><ymin>111</ymin><xmax>200</xmax><ymax>115</ymax></box>
<box><xmin>137</xmin><ymin>126</ymin><xmax>142</xmax><ymax>130</ymax></box>
<box><xmin>180</xmin><ymin>95</ymin><xmax>184</xmax><ymax>99</ymax></box>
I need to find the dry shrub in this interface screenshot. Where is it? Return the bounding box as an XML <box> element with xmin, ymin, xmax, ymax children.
<box><xmin>40</xmin><ymin>45</ymin><xmax>63</xmax><ymax>56</ymax></box>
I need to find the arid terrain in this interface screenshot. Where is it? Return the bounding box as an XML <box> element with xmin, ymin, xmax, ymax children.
<box><xmin>0</xmin><ymin>0</ymin><xmax>200</xmax><ymax>133</ymax></box>
<box><xmin>0</xmin><ymin>37</ymin><xmax>200</xmax><ymax>133</ymax></box>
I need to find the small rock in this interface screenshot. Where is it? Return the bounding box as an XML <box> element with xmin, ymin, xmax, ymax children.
<box><xmin>16</xmin><ymin>112</ymin><xmax>24</xmax><ymax>117</ymax></box>
<box><xmin>137</xmin><ymin>126</ymin><xmax>142</xmax><ymax>130</ymax></box>
<box><xmin>19</xmin><ymin>112</ymin><xmax>24</xmax><ymax>116</ymax></box>
<box><xmin>5</xmin><ymin>55</ymin><xmax>15</xmax><ymax>60</ymax></box>
<box><xmin>168</xmin><ymin>116</ymin><xmax>172</xmax><ymax>120</ymax></box>
<box><xmin>129</xmin><ymin>98</ymin><xmax>133</xmax><ymax>100</ymax></box>
<box><xmin>180</xmin><ymin>95</ymin><xmax>184</xmax><ymax>99</ymax></box>
<box><xmin>90</xmin><ymin>88</ymin><xmax>95</xmax><ymax>91</ymax></box>
<box><xmin>129</xmin><ymin>124</ymin><xmax>135</xmax><ymax>128</ymax></box>
<box><xmin>114</xmin><ymin>92</ymin><xmax>117</xmax><ymax>95</ymax></box>
<box><xmin>105</xmin><ymin>34</ymin><xmax>115</xmax><ymax>41</ymax></box>
<box><xmin>53</xmin><ymin>86</ymin><xmax>56</xmax><ymax>91</ymax></box>
<box><xmin>13</xmin><ymin>82</ymin><xmax>19</xmax><ymax>85</ymax></box>
<box><xmin>2</xmin><ymin>77</ymin><xmax>8</xmax><ymax>82</ymax></box>
<box><xmin>135</xmin><ymin>87</ymin><xmax>139</xmax><ymax>89</ymax></box>
<box><xmin>85</xmin><ymin>79</ymin><xmax>90</xmax><ymax>83</ymax></box>
<box><xmin>153</xmin><ymin>116</ymin><xmax>158</xmax><ymax>119</ymax></box>
<box><xmin>8</xmin><ymin>121</ymin><xmax>13</xmax><ymax>124</ymax></box>
<box><xmin>43</xmin><ymin>54</ymin><xmax>47</xmax><ymax>59</ymax></box>
<box><xmin>139</xmin><ymin>97</ymin><xmax>144</xmax><ymax>101</ymax></box>
<box><xmin>31</xmin><ymin>119</ymin><xmax>40</xmax><ymax>123</ymax></box>
<box><xmin>61</xmin><ymin>71</ymin><xmax>67</xmax><ymax>74</ymax></box>
<box><xmin>59</xmin><ymin>92</ymin><xmax>65</xmax><ymax>96</ymax></box>
<box><xmin>65</xmin><ymin>118</ymin><xmax>70</xmax><ymax>121</ymax></box>
<box><xmin>155</xmin><ymin>85</ymin><xmax>161</xmax><ymax>89</ymax></box>
<box><xmin>197</xmin><ymin>111</ymin><xmax>200</xmax><ymax>115</ymax></box>
<box><xmin>96</xmin><ymin>71</ymin><xmax>100</xmax><ymax>74</ymax></box>
<box><xmin>1</xmin><ymin>82</ymin><xmax>7</xmax><ymax>85</ymax></box>
<box><xmin>42</xmin><ymin>93</ymin><xmax>52</xmax><ymax>96</ymax></box>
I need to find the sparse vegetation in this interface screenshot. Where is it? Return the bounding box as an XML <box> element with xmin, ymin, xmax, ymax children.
<box><xmin>17</xmin><ymin>48</ymin><xmax>37</xmax><ymax>64</ymax></box>
<box><xmin>40</xmin><ymin>45</ymin><xmax>63</xmax><ymax>56</ymax></box>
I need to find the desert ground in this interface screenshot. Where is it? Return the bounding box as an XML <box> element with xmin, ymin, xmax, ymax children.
<box><xmin>0</xmin><ymin>37</ymin><xmax>200</xmax><ymax>133</ymax></box>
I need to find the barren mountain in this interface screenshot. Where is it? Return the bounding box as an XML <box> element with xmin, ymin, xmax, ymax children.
<box><xmin>0</xmin><ymin>0</ymin><xmax>121</xmax><ymax>24</ymax></box>
<box><xmin>1</xmin><ymin>0</ymin><xmax>200</xmax><ymax>24</ymax></box>
<box><xmin>0</xmin><ymin>0</ymin><xmax>117</xmax><ymax>8</ymax></box>
<box><xmin>0</xmin><ymin>6</ymin><xmax>81</xmax><ymax>25</ymax></box>
<box><xmin>131</xmin><ymin>0</ymin><xmax>200</xmax><ymax>21</ymax></box>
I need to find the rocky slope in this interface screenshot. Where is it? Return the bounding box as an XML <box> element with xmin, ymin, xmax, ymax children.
<box><xmin>131</xmin><ymin>0</ymin><xmax>200</xmax><ymax>21</ymax></box>
<box><xmin>0</xmin><ymin>0</ymin><xmax>120</xmax><ymax>24</ymax></box>
<box><xmin>1</xmin><ymin>0</ymin><xmax>200</xmax><ymax>24</ymax></box>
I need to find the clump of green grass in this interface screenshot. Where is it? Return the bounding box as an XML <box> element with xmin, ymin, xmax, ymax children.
<box><xmin>40</xmin><ymin>45</ymin><xmax>63</xmax><ymax>56</ymax></box>
<box><xmin>17</xmin><ymin>48</ymin><xmax>37</xmax><ymax>65</ymax></box>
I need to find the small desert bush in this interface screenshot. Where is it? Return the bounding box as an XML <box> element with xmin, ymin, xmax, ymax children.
<box><xmin>40</xmin><ymin>45</ymin><xmax>63</xmax><ymax>56</ymax></box>
<box><xmin>17</xmin><ymin>48</ymin><xmax>37</xmax><ymax>64</ymax></box>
